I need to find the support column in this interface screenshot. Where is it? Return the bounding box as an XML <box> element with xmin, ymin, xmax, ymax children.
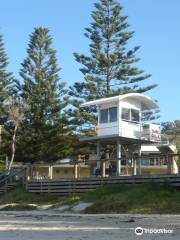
<box><xmin>167</xmin><ymin>154</ymin><xmax>171</xmax><ymax>174</ymax></box>
<box><xmin>133</xmin><ymin>158</ymin><xmax>137</xmax><ymax>175</ymax></box>
<box><xmin>102</xmin><ymin>161</ymin><xmax>106</xmax><ymax>177</ymax></box>
<box><xmin>48</xmin><ymin>166</ymin><xmax>53</xmax><ymax>179</ymax></box>
<box><xmin>26</xmin><ymin>165</ymin><xmax>30</xmax><ymax>181</ymax></box>
<box><xmin>117</xmin><ymin>140</ymin><xmax>121</xmax><ymax>176</ymax></box>
<box><xmin>74</xmin><ymin>163</ymin><xmax>78</xmax><ymax>179</ymax></box>
<box><xmin>96</xmin><ymin>142</ymin><xmax>101</xmax><ymax>169</ymax></box>
<box><xmin>137</xmin><ymin>147</ymin><xmax>142</xmax><ymax>176</ymax></box>
<box><xmin>172</xmin><ymin>156</ymin><xmax>178</xmax><ymax>174</ymax></box>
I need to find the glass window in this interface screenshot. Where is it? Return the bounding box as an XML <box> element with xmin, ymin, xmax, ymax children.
<box><xmin>100</xmin><ymin>109</ymin><xmax>108</xmax><ymax>123</ymax></box>
<box><xmin>109</xmin><ymin>107</ymin><xmax>117</xmax><ymax>122</ymax></box>
<box><xmin>131</xmin><ymin>109</ymin><xmax>140</xmax><ymax>122</ymax></box>
<box><xmin>121</xmin><ymin>108</ymin><xmax>130</xmax><ymax>121</ymax></box>
<box><xmin>150</xmin><ymin>158</ymin><xmax>155</xmax><ymax>166</ymax></box>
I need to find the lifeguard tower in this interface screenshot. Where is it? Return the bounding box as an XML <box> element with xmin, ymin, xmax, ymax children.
<box><xmin>80</xmin><ymin>93</ymin><xmax>161</xmax><ymax>176</ymax></box>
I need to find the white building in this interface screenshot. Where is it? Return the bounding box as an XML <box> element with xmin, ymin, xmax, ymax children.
<box><xmin>82</xmin><ymin>93</ymin><xmax>161</xmax><ymax>142</ymax></box>
<box><xmin>81</xmin><ymin>93</ymin><xmax>178</xmax><ymax>176</ymax></box>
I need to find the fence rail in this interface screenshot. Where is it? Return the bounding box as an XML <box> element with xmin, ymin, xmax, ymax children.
<box><xmin>26</xmin><ymin>174</ymin><xmax>180</xmax><ymax>197</ymax></box>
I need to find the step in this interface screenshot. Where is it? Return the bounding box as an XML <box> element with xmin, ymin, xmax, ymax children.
<box><xmin>0</xmin><ymin>182</ymin><xmax>19</xmax><ymax>194</ymax></box>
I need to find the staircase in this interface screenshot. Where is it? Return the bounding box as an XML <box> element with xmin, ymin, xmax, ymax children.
<box><xmin>0</xmin><ymin>182</ymin><xmax>19</xmax><ymax>194</ymax></box>
<box><xmin>0</xmin><ymin>168</ymin><xmax>26</xmax><ymax>195</ymax></box>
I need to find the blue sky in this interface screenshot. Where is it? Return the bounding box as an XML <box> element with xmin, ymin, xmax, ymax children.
<box><xmin>0</xmin><ymin>0</ymin><xmax>180</xmax><ymax>122</ymax></box>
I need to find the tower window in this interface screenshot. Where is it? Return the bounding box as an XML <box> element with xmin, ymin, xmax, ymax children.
<box><xmin>121</xmin><ymin>108</ymin><xmax>130</xmax><ymax>121</ymax></box>
<box><xmin>131</xmin><ymin>109</ymin><xmax>140</xmax><ymax>122</ymax></box>
<box><xmin>100</xmin><ymin>109</ymin><xmax>108</xmax><ymax>123</ymax></box>
<box><xmin>109</xmin><ymin>107</ymin><xmax>117</xmax><ymax>122</ymax></box>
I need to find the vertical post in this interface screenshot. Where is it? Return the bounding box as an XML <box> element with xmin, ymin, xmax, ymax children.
<box><xmin>102</xmin><ymin>160</ymin><xmax>106</xmax><ymax>177</ymax></box>
<box><xmin>133</xmin><ymin>158</ymin><xmax>137</xmax><ymax>175</ymax></box>
<box><xmin>137</xmin><ymin>147</ymin><xmax>142</xmax><ymax>175</ymax></box>
<box><xmin>117</xmin><ymin>140</ymin><xmax>121</xmax><ymax>176</ymax></box>
<box><xmin>5</xmin><ymin>156</ymin><xmax>9</xmax><ymax>171</ymax></box>
<box><xmin>97</xmin><ymin>142</ymin><xmax>101</xmax><ymax>169</ymax></box>
<box><xmin>74</xmin><ymin>163</ymin><xmax>78</xmax><ymax>179</ymax></box>
<box><xmin>172</xmin><ymin>156</ymin><xmax>178</xmax><ymax>174</ymax></box>
<box><xmin>105</xmin><ymin>150</ymin><xmax>110</xmax><ymax>176</ymax></box>
<box><xmin>26</xmin><ymin>165</ymin><xmax>30</xmax><ymax>181</ymax></box>
<box><xmin>167</xmin><ymin>154</ymin><xmax>171</xmax><ymax>174</ymax></box>
<box><xmin>49</xmin><ymin>165</ymin><xmax>53</xmax><ymax>179</ymax></box>
<box><xmin>30</xmin><ymin>165</ymin><xmax>33</xmax><ymax>179</ymax></box>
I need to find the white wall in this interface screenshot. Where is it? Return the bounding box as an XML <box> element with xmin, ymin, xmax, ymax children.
<box><xmin>119</xmin><ymin>99</ymin><xmax>141</xmax><ymax>138</ymax></box>
<box><xmin>98</xmin><ymin>102</ymin><xmax>119</xmax><ymax>136</ymax></box>
<box><xmin>97</xmin><ymin>98</ymin><xmax>142</xmax><ymax>138</ymax></box>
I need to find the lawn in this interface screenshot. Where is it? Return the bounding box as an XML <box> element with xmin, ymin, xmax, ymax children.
<box><xmin>82</xmin><ymin>183</ymin><xmax>180</xmax><ymax>214</ymax></box>
<box><xmin>1</xmin><ymin>183</ymin><xmax>180</xmax><ymax>213</ymax></box>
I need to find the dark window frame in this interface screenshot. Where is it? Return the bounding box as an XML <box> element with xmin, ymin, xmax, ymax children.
<box><xmin>109</xmin><ymin>107</ymin><xmax>118</xmax><ymax>122</ymax></box>
<box><xmin>131</xmin><ymin>109</ymin><xmax>140</xmax><ymax>122</ymax></box>
<box><xmin>121</xmin><ymin>108</ymin><xmax>140</xmax><ymax>123</ymax></box>
<box><xmin>121</xmin><ymin>108</ymin><xmax>131</xmax><ymax>121</ymax></box>
<box><xmin>99</xmin><ymin>106</ymin><xmax>118</xmax><ymax>124</ymax></box>
<box><xmin>100</xmin><ymin>108</ymin><xmax>109</xmax><ymax>123</ymax></box>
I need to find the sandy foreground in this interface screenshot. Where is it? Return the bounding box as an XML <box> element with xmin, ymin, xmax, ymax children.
<box><xmin>0</xmin><ymin>211</ymin><xmax>179</xmax><ymax>240</ymax></box>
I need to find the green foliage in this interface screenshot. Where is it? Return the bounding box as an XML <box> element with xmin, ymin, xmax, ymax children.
<box><xmin>0</xmin><ymin>33</ymin><xmax>19</xmax><ymax>120</ymax></box>
<box><xmin>69</xmin><ymin>0</ymin><xmax>159</xmax><ymax>131</ymax></box>
<box><xmin>161</xmin><ymin>120</ymin><xmax>180</xmax><ymax>149</ymax></box>
<box><xmin>18</xmin><ymin>27</ymin><xmax>72</xmax><ymax>162</ymax></box>
<box><xmin>161</xmin><ymin>120</ymin><xmax>180</xmax><ymax>135</ymax></box>
<box><xmin>0</xmin><ymin>186</ymin><xmax>55</xmax><ymax>204</ymax></box>
<box><xmin>0</xmin><ymin>160</ymin><xmax>5</xmax><ymax>173</ymax></box>
<box><xmin>0</xmin><ymin>33</ymin><xmax>20</xmax><ymax>164</ymax></box>
<box><xmin>1</xmin><ymin>184</ymin><xmax>180</xmax><ymax>214</ymax></box>
<box><xmin>0</xmin><ymin>186</ymin><xmax>80</xmax><ymax>208</ymax></box>
<box><xmin>83</xmin><ymin>183</ymin><xmax>180</xmax><ymax>214</ymax></box>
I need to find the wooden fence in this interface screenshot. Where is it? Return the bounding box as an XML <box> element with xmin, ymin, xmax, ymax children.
<box><xmin>26</xmin><ymin>174</ymin><xmax>180</xmax><ymax>197</ymax></box>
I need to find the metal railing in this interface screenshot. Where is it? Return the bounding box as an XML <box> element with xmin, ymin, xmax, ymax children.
<box><xmin>0</xmin><ymin>167</ymin><xmax>26</xmax><ymax>187</ymax></box>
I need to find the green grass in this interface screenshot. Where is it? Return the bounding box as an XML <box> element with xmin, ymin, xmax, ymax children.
<box><xmin>0</xmin><ymin>186</ymin><xmax>60</xmax><ymax>205</ymax></box>
<box><xmin>0</xmin><ymin>186</ymin><xmax>80</xmax><ymax>209</ymax></box>
<box><xmin>82</xmin><ymin>183</ymin><xmax>180</xmax><ymax>214</ymax></box>
<box><xmin>1</xmin><ymin>183</ymin><xmax>180</xmax><ymax>214</ymax></box>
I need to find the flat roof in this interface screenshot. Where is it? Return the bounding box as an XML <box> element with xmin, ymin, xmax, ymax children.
<box><xmin>81</xmin><ymin>93</ymin><xmax>159</xmax><ymax>110</ymax></box>
<box><xmin>79</xmin><ymin>134</ymin><xmax>156</xmax><ymax>145</ymax></box>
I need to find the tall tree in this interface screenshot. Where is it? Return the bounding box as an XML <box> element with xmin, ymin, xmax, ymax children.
<box><xmin>161</xmin><ymin>120</ymin><xmax>180</xmax><ymax>149</ymax></box>
<box><xmin>69</xmin><ymin>0</ymin><xmax>159</xmax><ymax>131</ymax></box>
<box><xmin>19</xmin><ymin>27</ymin><xmax>70</xmax><ymax>162</ymax></box>
<box><xmin>0</xmin><ymin>33</ymin><xmax>19</xmax><ymax>163</ymax></box>
<box><xmin>0</xmin><ymin>33</ymin><xmax>17</xmax><ymax>120</ymax></box>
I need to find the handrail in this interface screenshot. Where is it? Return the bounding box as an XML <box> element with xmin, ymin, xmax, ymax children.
<box><xmin>0</xmin><ymin>167</ymin><xmax>26</xmax><ymax>186</ymax></box>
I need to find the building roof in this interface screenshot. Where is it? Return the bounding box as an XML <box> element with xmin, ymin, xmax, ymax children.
<box><xmin>80</xmin><ymin>134</ymin><xmax>155</xmax><ymax>145</ymax></box>
<box><xmin>141</xmin><ymin>144</ymin><xmax>177</xmax><ymax>154</ymax></box>
<box><xmin>141</xmin><ymin>145</ymin><xmax>160</xmax><ymax>153</ymax></box>
<box><xmin>81</xmin><ymin>93</ymin><xmax>159</xmax><ymax>110</ymax></box>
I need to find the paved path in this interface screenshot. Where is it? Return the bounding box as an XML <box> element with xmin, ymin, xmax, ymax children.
<box><xmin>0</xmin><ymin>211</ymin><xmax>179</xmax><ymax>239</ymax></box>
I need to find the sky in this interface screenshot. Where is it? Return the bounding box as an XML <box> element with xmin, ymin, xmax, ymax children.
<box><xmin>0</xmin><ymin>0</ymin><xmax>180</xmax><ymax>122</ymax></box>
